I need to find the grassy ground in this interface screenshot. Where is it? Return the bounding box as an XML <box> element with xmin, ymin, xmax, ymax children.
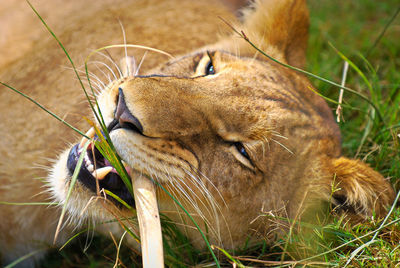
<box><xmin>36</xmin><ymin>0</ymin><xmax>400</xmax><ymax>267</ymax></box>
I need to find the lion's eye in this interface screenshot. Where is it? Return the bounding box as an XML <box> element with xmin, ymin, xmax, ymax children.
<box><xmin>205</xmin><ymin>61</ymin><xmax>215</xmax><ymax>75</ymax></box>
<box><xmin>230</xmin><ymin>142</ymin><xmax>253</xmax><ymax>170</ymax></box>
<box><xmin>234</xmin><ymin>142</ymin><xmax>250</xmax><ymax>160</ymax></box>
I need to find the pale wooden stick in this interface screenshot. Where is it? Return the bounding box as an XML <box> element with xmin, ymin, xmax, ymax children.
<box><xmin>336</xmin><ymin>61</ymin><xmax>349</xmax><ymax>123</ymax></box>
<box><xmin>132</xmin><ymin>175</ymin><xmax>164</xmax><ymax>267</ymax></box>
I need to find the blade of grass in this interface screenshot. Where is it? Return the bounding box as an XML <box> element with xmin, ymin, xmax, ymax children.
<box><xmin>113</xmin><ymin>231</ymin><xmax>128</xmax><ymax>268</ymax></box>
<box><xmin>26</xmin><ymin>0</ymin><xmax>97</xmax><ymax>115</ymax></box>
<box><xmin>212</xmin><ymin>245</ymin><xmax>245</xmax><ymax>267</ymax></box>
<box><xmin>25</xmin><ymin>2</ymin><xmax>130</xmax><ymax>201</ymax></box>
<box><xmin>59</xmin><ymin>228</ymin><xmax>92</xmax><ymax>251</ymax></box>
<box><xmin>218</xmin><ymin>17</ymin><xmax>385</xmax><ymax>123</ymax></box>
<box><xmin>370</xmin><ymin>185</ymin><xmax>400</xmax><ymax>242</ymax></box>
<box><xmin>366</xmin><ymin>6</ymin><xmax>400</xmax><ymax>57</ymax></box>
<box><xmin>83</xmin><ymin>117</ymin><xmax>133</xmax><ymax>198</ymax></box>
<box><xmin>103</xmin><ymin>207</ymin><xmax>140</xmax><ymax>242</ymax></box>
<box><xmin>376</xmin><ymin>124</ymin><xmax>400</xmax><ymax>137</ymax></box>
<box><xmin>244</xmin><ymin>30</ymin><xmax>384</xmax><ymax>123</ymax></box>
<box><xmin>343</xmin><ymin>240</ymin><xmax>376</xmax><ymax>267</ymax></box>
<box><xmin>0</xmin><ymin>82</ymin><xmax>88</xmax><ymax>139</ymax></box>
<box><xmin>329</xmin><ymin>43</ymin><xmax>380</xmax><ymax>154</ymax></box>
<box><xmin>104</xmin><ymin>189</ymin><xmax>135</xmax><ymax>212</ymax></box>
<box><xmin>53</xmin><ymin>141</ymin><xmax>90</xmax><ymax>243</ymax></box>
<box><xmin>329</xmin><ymin>42</ymin><xmax>374</xmax><ymax>94</ymax></box>
<box><xmin>308</xmin><ymin>86</ymin><xmax>362</xmax><ymax>112</ymax></box>
<box><xmin>4</xmin><ymin>249</ymin><xmax>44</xmax><ymax>268</ymax></box>
<box><xmin>355</xmin><ymin>107</ymin><xmax>374</xmax><ymax>158</ymax></box>
<box><xmin>160</xmin><ymin>214</ymin><xmax>198</xmax><ymax>266</ymax></box>
<box><xmin>26</xmin><ymin>2</ymin><xmax>118</xmax><ymax>178</ymax></box>
<box><xmin>90</xmin><ymin>124</ymin><xmax>133</xmax><ymax>196</ymax></box>
<box><xmin>154</xmin><ymin>180</ymin><xmax>221</xmax><ymax>268</ymax></box>
<box><xmin>4</xmin><ymin>3</ymin><xmax>138</xmax><ymax>257</ymax></box>
<box><xmin>296</xmin><ymin>216</ymin><xmax>400</xmax><ymax>264</ymax></box>
<box><xmin>0</xmin><ymin>202</ymin><xmax>57</xmax><ymax>206</ymax></box>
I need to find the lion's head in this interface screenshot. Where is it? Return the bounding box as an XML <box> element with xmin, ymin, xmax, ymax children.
<box><xmin>48</xmin><ymin>0</ymin><xmax>394</xmax><ymax>249</ymax></box>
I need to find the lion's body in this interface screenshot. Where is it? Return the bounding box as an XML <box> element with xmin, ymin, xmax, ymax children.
<box><xmin>0</xmin><ymin>0</ymin><xmax>394</xmax><ymax>266</ymax></box>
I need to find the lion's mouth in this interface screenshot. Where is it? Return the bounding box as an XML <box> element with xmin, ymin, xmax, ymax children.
<box><xmin>65</xmin><ymin>90</ymin><xmax>149</xmax><ymax>208</ymax></box>
<box><xmin>66</xmin><ymin>141</ymin><xmax>135</xmax><ymax>208</ymax></box>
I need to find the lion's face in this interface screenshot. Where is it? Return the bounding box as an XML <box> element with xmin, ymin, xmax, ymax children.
<box><xmin>48</xmin><ymin>0</ymin><xmax>394</xmax><ymax>249</ymax></box>
<box><xmin>50</xmin><ymin>49</ymin><xmax>341</xmax><ymax>246</ymax></box>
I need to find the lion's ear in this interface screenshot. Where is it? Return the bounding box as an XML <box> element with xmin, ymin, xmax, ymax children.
<box><xmin>231</xmin><ymin>0</ymin><xmax>309</xmax><ymax>69</ymax></box>
<box><xmin>330</xmin><ymin>157</ymin><xmax>395</xmax><ymax>220</ymax></box>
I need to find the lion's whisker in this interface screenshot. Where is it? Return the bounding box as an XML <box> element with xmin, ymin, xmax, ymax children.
<box><xmin>167</xmin><ymin>175</ymin><xmax>221</xmax><ymax>241</ymax></box>
<box><xmin>179</xmin><ymin>170</ymin><xmax>226</xmax><ymax>245</ymax></box>
<box><xmin>190</xmin><ymin>168</ymin><xmax>227</xmax><ymax>208</ymax></box>
<box><xmin>89</xmin><ymin>60</ymin><xmax>119</xmax><ymax>81</ymax></box>
<box><xmin>89</xmin><ymin>61</ymin><xmax>114</xmax><ymax>85</ymax></box>
<box><xmin>181</xmin><ymin>169</ymin><xmax>218</xmax><ymax>210</ymax></box>
<box><xmin>118</xmin><ymin>20</ymin><xmax>130</xmax><ymax>77</ymax></box>
<box><xmin>162</xmin><ymin>183</ymin><xmax>192</xmax><ymax>236</ymax></box>
<box><xmin>66</xmin><ymin>68</ymin><xmax>105</xmax><ymax>93</ymax></box>
<box><xmin>174</xmin><ymin>175</ymin><xmax>214</xmax><ymax>223</ymax></box>
<box><xmin>63</xmin><ymin>66</ymin><xmax>105</xmax><ymax>88</ymax></box>
<box><xmin>135</xmin><ymin>51</ymin><xmax>148</xmax><ymax>76</ymax></box>
<box><xmin>184</xmin><ymin>171</ymin><xmax>224</xmax><ymax>227</ymax></box>
<box><xmin>271</xmin><ymin>132</ymin><xmax>289</xmax><ymax>140</ymax></box>
<box><xmin>271</xmin><ymin>138</ymin><xmax>294</xmax><ymax>154</ymax></box>
<box><xmin>96</xmin><ymin>51</ymin><xmax>124</xmax><ymax>79</ymax></box>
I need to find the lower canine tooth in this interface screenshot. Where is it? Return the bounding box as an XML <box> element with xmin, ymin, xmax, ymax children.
<box><xmin>92</xmin><ymin>166</ymin><xmax>113</xmax><ymax>180</ymax></box>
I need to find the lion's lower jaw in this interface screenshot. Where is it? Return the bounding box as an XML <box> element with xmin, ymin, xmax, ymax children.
<box><xmin>47</xmin><ymin>148</ymin><xmax>116</xmax><ymax>224</ymax></box>
<box><xmin>46</xmin><ymin>148</ymin><xmax>143</xmax><ymax>253</ymax></box>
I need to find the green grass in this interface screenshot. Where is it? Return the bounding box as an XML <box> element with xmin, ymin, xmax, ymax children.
<box><xmin>229</xmin><ymin>1</ymin><xmax>400</xmax><ymax>266</ymax></box>
<box><xmin>5</xmin><ymin>0</ymin><xmax>400</xmax><ymax>267</ymax></box>
<box><xmin>302</xmin><ymin>1</ymin><xmax>400</xmax><ymax>266</ymax></box>
<box><xmin>224</xmin><ymin>1</ymin><xmax>400</xmax><ymax>266</ymax></box>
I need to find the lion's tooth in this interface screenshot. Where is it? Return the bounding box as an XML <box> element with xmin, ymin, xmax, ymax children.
<box><xmin>79</xmin><ymin>127</ymin><xmax>96</xmax><ymax>149</ymax></box>
<box><xmin>87</xmin><ymin>164</ymin><xmax>94</xmax><ymax>173</ymax></box>
<box><xmin>92</xmin><ymin>166</ymin><xmax>113</xmax><ymax>180</ymax></box>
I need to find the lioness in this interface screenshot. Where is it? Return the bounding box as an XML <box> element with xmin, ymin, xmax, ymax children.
<box><xmin>0</xmin><ymin>0</ymin><xmax>395</xmax><ymax>266</ymax></box>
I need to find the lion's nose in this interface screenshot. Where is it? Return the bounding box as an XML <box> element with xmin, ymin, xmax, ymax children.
<box><xmin>115</xmin><ymin>88</ymin><xmax>143</xmax><ymax>133</ymax></box>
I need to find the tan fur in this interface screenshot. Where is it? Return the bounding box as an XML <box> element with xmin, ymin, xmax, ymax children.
<box><xmin>331</xmin><ymin>157</ymin><xmax>395</xmax><ymax>218</ymax></box>
<box><xmin>0</xmin><ymin>0</ymin><xmax>394</xmax><ymax>266</ymax></box>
